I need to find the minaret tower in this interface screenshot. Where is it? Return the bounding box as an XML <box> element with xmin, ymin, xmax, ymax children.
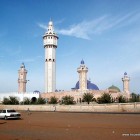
<box><xmin>122</xmin><ymin>72</ymin><xmax>130</xmax><ymax>93</ymax></box>
<box><xmin>77</xmin><ymin>60</ymin><xmax>88</xmax><ymax>91</ymax></box>
<box><xmin>18</xmin><ymin>63</ymin><xmax>27</xmax><ymax>93</ymax></box>
<box><xmin>43</xmin><ymin>20</ymin><xmax>58</xmax><ymax>93</ymax></box>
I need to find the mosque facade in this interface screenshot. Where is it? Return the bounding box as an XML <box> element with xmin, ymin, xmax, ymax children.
<box><xmin>40</xmin><ymin>20</ymin><xmax>130</xmax><ymax>102</ymax></box>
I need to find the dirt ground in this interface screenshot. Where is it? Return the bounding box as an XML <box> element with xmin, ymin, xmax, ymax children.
<box><xmin>0</xmin><ymin>111</ymin><xmax>140</xmax><ymax>140</ymax></box>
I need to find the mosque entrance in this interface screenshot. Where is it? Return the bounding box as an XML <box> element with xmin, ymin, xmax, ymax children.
<box><xmin>31</xmin><ymin>97</ymin><xmax>37</xmax><ymax>103</ymax></box>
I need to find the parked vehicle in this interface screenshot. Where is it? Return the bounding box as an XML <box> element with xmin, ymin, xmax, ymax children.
<box><xmin>0</xmin><ymin>109</ymin><xmax>21</xmax><ymax>120</ymax></box>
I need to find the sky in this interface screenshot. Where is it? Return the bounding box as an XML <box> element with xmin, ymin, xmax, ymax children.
<box><xmin>0</xmin><ymin>0</ymin><xmax>140</xmax><ymax>93</ymax></box>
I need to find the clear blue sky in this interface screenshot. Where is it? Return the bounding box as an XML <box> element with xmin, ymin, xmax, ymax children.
<box><xmin>0</xmin><ymin>0</ymin><xmax>140</xmax><ymax>93</ymax></box>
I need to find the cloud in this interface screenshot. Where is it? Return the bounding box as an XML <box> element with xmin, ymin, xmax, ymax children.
<box><xmin>38</xmin><ymin>11</ymin><xmax>140</xmax><ymax>40</ymax></box>
<box><xmin>38</xmin><ymin>23</ymin><xmax>47</xmax><ymax>30</ymax></box>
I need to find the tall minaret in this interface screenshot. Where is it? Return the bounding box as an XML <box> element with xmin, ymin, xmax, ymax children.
<box><xmin>122</xmin><ymin>72</ymin><xmax>130</xmax><ymax>93</ymax></box>
<box><xmin>43</xmin><ymin>20</ymin><xmax>58</xmax><ymax>93</ymax></box>
<box><xmin>77</xmin><ymin>60</ymin><xmax>88</xmax><ymax>91</ymax></box>
<box><xmin>18</xmin><ymin>63</ymin><xmax>27</xmax><ymax>93</ymax></box>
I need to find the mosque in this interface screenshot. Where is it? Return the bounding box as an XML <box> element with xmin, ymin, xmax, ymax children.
<box><xmin>0</xmin><ymin>20</ymin><xmax>130</xmax><ymax>103</ymax></box>
<box><xmin>40</xmin><ymin>20</ymin><xmax>130</xmax><ymax>102</ymax></box>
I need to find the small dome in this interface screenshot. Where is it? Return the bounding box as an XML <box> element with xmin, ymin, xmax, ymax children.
<box><xmin>20</xmin><ymin>63</ymin><xmax>25</xmax><ymax>68</ymax></box>
<box><xmin>81</xmin><ymin>60</ymin><xmax>85</xmax><ymax>65</ymax></box>
<box><xmin>33</xmin><ymin>90</ymin><xmax>40</xmax><ymax>94</ymax></box>
<box><xmin>124</xmin><ymin>72</ymin><xmax>127</xmax><ymax>75</ymax></box>
<box><xmin>108</xmin><ymin>85</ymin><xmax>120</xmax><ymax>92</ymax></box>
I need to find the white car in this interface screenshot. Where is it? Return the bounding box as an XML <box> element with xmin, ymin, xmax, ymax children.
<box><xmin>0</xmin><ymin>109</ymin><xmax>21</xmax><ymax>120</ymax></box>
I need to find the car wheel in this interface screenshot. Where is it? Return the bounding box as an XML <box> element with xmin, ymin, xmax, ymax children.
<box><xmin>4</xmin><ymin>116</ymin><xmax>7</xmax><ymax>120</ymax></box>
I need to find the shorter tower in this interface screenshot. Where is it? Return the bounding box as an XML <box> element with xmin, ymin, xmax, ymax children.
<box><xmin>18</xmin><ymin>63</ymin><xmax>27</xmax><ymax>93</ymax></box>
<box><xmin>122</xmin><ymin>72</ymin><xmax>130</xmax><ymax>93</ymax></box>
<box><xmin>77</xmin><ymin>60</ymin><xmax>88</xmax><ymax>91</ymax></box>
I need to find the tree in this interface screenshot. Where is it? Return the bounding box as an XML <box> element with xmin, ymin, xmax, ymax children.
<box><xmin>2</xmin><ymin>97</ymin><xmax>10</xmax><ymax>105</ymax></box>
<box><xmin>37</xmin><ymin>98</ymin><xmax>46</xmax><ymax>104</ymax></box>
<box><xmin>23</xmin><ymin>98</ymin><xmax>31</xmax><ymax>105</ymax></box>
<box><xmin>129</xmin><ymin>93</ymin><xmax>140</xmax><ymax>102</ymax></box>
<box><xmin>97</xmin><ymin>93</ymin><xmax>113</xmax><ymax>104</ymax></box>
<box><xmin>82</xmin><ymin>93</ymin><xmax>95</xmax><ymax>104</ymax></box>
<box><xmin>118</xmin><ymin>95</ymin><xmax>127</xmax><ymax>103</ymax></box>
<box><xmin>62</xmin><ymin>95</ymin><xmax>75</xmax><ymax>105</ymax></box>
<box><xmin>49</xmin><ymin>96</ymin><xmax>58</xmax><ymax>104</ymax></box>
<box><xmin>9</xmin><ymin>96</ymin><xmax>19</xmax><ymax>105</ymax></box>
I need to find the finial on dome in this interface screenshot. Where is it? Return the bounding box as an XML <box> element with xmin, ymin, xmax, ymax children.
<box><xmin>21</xmin><ymin>62</ymin><xmax>25</xmax><ymax>68</ymax></box>
<box><xmin>81</xmin><ymin>59</ymin><xmax>84</xmax><ymax>65</ymax></box>
<box><xmin>48</xmin><ymin>18</ymin><xmax>53</xmax><ymax>26</ymax></box>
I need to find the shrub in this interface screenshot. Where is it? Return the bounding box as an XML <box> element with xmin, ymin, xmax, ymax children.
<box><xmin>49</xmin><ymin>96</ymin><xmax>58</xmax><ymax>104</ymax></box>
<box><xmin>37</xmin><ymin>98</ymin><xmax>46</xmax><ymax>104</ymax></box>
<box><xmin>97</xmin><ymin>93</ymin><xmax>113</xmax><ymax>104</ymax></box>
<box><xmin>62</xmin><ymin>95</ymin><xmax>75</xmax><ymax>105</ymax></box>
<box><xmin>2</xmin><ymin>96</ymin><xmax>19</xmax><ymax>105</ymax></box>
<box><xmin>129</xmin><ymin>93</ymin><xmax>140</xmax><ymax>102</ymax></box>
<box><xmin>9</xmin><ymin>96</ymin><xmax>19</xmax><ymax>105</ymax></box>
<box><xmin>23</xmin><ymin>98</ymin><xmax>31</xmax><ymax>105</ymax></box>
<box><xmin>118</xmin><ymin>95</ymin><xmax>127</xmax><ymax>103</ymax></box>
<box><xmin>82</xmin><ymin>93</ymin><xmax>95</xmax><ymax>104</ymax></box>
<box><xmin>2</xmin><ymin>97</ymin><xmax>10</xmax><ymax>105</ymax></box>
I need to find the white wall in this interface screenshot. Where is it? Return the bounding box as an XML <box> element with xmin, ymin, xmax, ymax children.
<box><xmin>0</xmin><ymin>92</ymin><xmax>40</xmax><ymax>103</ymax></box>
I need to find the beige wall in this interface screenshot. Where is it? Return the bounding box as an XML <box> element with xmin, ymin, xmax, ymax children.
<box><xmin>0</xmin><ymin>102</ymin><xmax>140</xmax><ymax>112</ymax></box>
<box><xmin>40</xmin><ymin>90</ymin><xmax>130</xmax><ymax>102</ymax></box>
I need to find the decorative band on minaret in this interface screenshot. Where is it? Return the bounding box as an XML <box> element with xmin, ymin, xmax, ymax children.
<box><xmin>43</xmin><ymin>20</ymin><xmax>58</xmax><ymax>93</ymax></box>
<box><xmin>122</xmin><ymin>72</ymin><xmax>130</xmax><ymax>93</ymax></box>
<box><xmin>18</xmin><ymin>63</ymin><xmax>27</xmax><ymax>93</ymax></box>
<box><xmin>77</xmin><ymin>60</ymin><xmax>88</xmax><ymax>91</ymax></box>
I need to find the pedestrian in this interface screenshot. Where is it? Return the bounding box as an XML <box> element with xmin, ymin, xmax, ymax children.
<box><xmin>27</xmin><ymin>108</ymin><xmax>31</xmax><ymax>115</ymax></box>
<box><xmin>53</xmin><ymin>105</ymin><xmax>56</xmax><ymax>112</ymax></box>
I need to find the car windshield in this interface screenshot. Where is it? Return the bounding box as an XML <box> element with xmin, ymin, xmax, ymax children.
<box><xmin>7</xmin><ymin>110</ymin><xmax>16</xmax><ymax>113</ymax></box>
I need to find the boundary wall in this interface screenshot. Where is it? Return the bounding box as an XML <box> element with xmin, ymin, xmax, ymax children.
<box><xmin>0</xmin><ymin>102</ymin><xmax>140</xmax><ymax>112</ymax></box>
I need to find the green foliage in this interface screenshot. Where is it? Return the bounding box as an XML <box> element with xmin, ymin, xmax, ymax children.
<box><xmin>23</xmin><ymin>98</ymin><xmax>31</xmax><ymax>105</ymax></box>
<box><xmin>129</xmin><ymin>93</ymin><xmax>140</xmax><ymax>102</ymax></box>
<box><xmin>37</xmin><ymin>98</ymin><xmax>46</xmax><ymax>104</ymax></box>
<box><xmin>2</xmin><ymin>97</ymin><xmax>10</xmax><ymax>105</ymax></box>
<box><xmin>23</xmin><ymin>97</ymin><xmax>46</xmax><ymax>104</ymax></box>
<box><xmin>49</xmin><ymin>96</ymin><xmax>58</xmax><ymax>104</ymax></box>
<box><xmin>62</xmin><ymin>95</ymin><xmax>75</xmax><ymax>105</ymax></box>
<box><xmin>118</xmin><ymin>95</ymin><xmax>127</xmax><ymax>103</ymax></box>
<box><xmin>82</xmin><ymin>93</ymin><xmax>94</xmax><ymax>104</ymax></box>
<box><xmin>97</xmin><ymin>93</ymin><xmax>113</xmax><ymax>104</ymax></box>
<box><xmin>2</xmin><ymin>96</ymin><xmax>19</xmax><ymax>105</ymax></box>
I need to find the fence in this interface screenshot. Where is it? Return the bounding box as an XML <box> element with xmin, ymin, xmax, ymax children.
<box><xmin>0</xmin><ymin>102</ymin><xmax>140</xmax><ymax>112</ymax></box>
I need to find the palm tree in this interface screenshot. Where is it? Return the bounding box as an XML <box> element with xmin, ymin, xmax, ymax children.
<box><xmin>23</xmin><ymin>98</ymin><xmax>31</xmax><ymax>105</ymax></box>
<box><xmin>9</xmin><ymin>96</ymin><xmax>19</xmax><ymax>105</ymax></box>
<box><xmin>82</xmin><ymin>93</ymin><xmax>94</xmax><ymax>104</ymax></box>
<box><xmin>2</xmin><ymin>97</ymin><xmax>10</xmax><ymax>105</ymax></box>
<box><xmin>62</xmin><ymin>95</ymin><xmax>75</xmax><ymax>105</ymax></box>
<box><xmin>129</xmin><ymin>93</ymin><xmax>140</xmax><ymax>102</ymax></box>
<box><xmin>49</xmin><ymin>96</ymin><xmax>58</xmax><ymax>104</ymax></box>
<box><xmin>37</xmin><ymin>97</ymin><xmax>46</xmax><ymax>104</ymax></box>
<box><xmin>97</xmin><ymin>93</ymin><xmax>113</xmax><ymax>104</ymax></box>
<box><xmin>118</xmin><ymin>95</ymin><xmax>127</xmax><ymax>103</ymax></box>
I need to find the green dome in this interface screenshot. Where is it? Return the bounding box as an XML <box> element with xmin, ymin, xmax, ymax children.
<box><xmin>108</xmin><ymin>85</ymin><xmax>120</xmax><ymax>92</ymax></box>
